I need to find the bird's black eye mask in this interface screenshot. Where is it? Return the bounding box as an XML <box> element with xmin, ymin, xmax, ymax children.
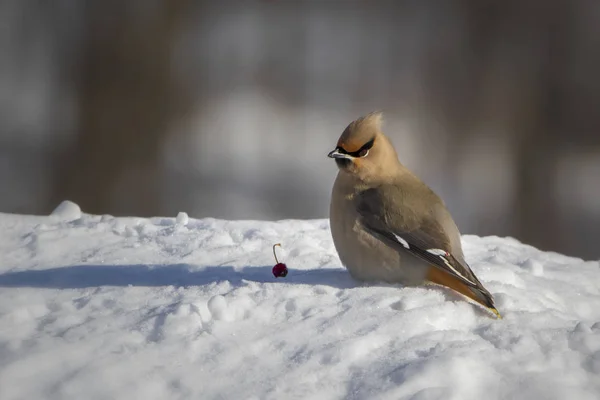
<box><xmin>339</xmin><ymin>137</ymin><xmax>375</xmax><ymax>158</ymax></box>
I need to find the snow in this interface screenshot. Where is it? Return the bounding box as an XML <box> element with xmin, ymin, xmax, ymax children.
<box><xmin>0</xmin><ymin>204</ymin><xmax>600</xmax><ymax>400</ymax></box>
<box><xmin>175</xmin><ymin>212</ymin><xmax>189</xmax><ymax>227</ymax></box>
<box><xmin>50</xmin><ymin>200</ymin><xmax>81</xmax><ymax>222</ymax></box>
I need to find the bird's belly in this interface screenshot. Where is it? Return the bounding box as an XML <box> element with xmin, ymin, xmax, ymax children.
<box><xmin>332</xmin><ymin>218</ymin><xmax>427</xmax><ymax>285</ymax></box>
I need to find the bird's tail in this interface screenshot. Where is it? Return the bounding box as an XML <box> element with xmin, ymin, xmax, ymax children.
<box><xmin>426</xmin><ymin>267</ymin><xmax>501</xmax><ymax>319</ymax></box>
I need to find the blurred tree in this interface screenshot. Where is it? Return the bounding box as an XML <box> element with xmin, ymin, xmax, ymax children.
<box><xmin>510</xmin><ymin>1</ymin><xmax>571</xmax><ymax>252</ymax></box>
<box><xmin>50</xmin><ymin>1</ymin><xmax>191</xmax><ymax>216</ymax></box>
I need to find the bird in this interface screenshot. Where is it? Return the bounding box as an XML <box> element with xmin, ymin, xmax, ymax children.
<box><xmin>328</xmin><ymin>112</ymin><xmax>500</xmax><ymax>318</ymax></box>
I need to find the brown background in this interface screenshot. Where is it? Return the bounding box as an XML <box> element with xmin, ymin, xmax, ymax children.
<box><xmin>1</xmin><ymin>1</ymin><xmax>599</xmax><ymax>259</ymax></box>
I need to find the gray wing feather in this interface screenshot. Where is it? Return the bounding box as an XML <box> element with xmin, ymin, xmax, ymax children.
<box><xmin>355</xmin><ymin>187</ymin><xmax>492</xmax><ymax>298</ymax></box>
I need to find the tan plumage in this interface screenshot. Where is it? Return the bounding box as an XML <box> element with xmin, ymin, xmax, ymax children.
<box><xmin>328</xmin><ymin>112</ymin><xmax>500</xmax><ymax>318</ymax></box>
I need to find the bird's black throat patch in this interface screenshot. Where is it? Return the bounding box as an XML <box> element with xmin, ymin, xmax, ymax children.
<box><xmin>335</xmin><ymin>158</ymin><xmax>351</xmax><ymax>169</ymax></box>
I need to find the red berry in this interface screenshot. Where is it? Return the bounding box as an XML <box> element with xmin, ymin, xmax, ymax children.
<box><xmin>271</xmin><ymin>243</ymin><xmax>288</xmax><ymax>278</ymax></box>
<box><xmin>272</xmin><ymin>263</ymin><xmax>288</xmax><ymax>278</ymax></box>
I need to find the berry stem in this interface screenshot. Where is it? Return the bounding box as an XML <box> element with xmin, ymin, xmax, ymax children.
<box><xmin>272</xmin><ymin>243</ymin><xmax>281</xmax><ymax>264</ymax></box>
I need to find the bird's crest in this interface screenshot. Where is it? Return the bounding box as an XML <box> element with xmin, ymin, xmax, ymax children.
<box><xmin>338</xmin><ymin>111</ymin><xmax>383</xmax><ymax>152</ymax></box>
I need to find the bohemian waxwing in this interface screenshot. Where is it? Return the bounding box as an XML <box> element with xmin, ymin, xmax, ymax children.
<box><xmin>328</xmin><ymin>112</ymin><xmax>500</xmax><ymax>318</ymax></box>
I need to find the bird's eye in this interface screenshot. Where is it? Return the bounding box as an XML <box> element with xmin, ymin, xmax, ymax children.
<box><xmin>359</xmin><ymin>149</ymin><xmax>369</xmax><ymax>157</ymax></box>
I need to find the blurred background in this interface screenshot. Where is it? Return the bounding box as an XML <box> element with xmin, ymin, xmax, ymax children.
<box><xmin>1</xmin><ymin>0</ymin><xmax>600</xmax><ymax>259</ymax></box>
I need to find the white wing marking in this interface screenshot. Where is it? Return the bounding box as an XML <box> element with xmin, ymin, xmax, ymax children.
<box><xmin>393</xmin><ymin>234</ymin><xmax>410</xmax><ymax>249</ymax></box>
<box><xmin>426</xmin><ymin>248</ymin><xmax>447</xmax><ymax>256</ymax></box>
<box><xmin>426</xmin><ymin>248</ymin><xmax>477</xmax><ymax>286</ymax></box>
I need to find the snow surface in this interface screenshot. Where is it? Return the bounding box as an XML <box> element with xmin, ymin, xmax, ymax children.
<box><xmin>1</xmin><ymin>204</ymin><xmax>600</xmax><ymax>400</ymax></box>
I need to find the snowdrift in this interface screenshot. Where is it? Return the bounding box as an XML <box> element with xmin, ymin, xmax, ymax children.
<box><xmin>0</xmin><ymin>201</ymin><xmax>599</xmax><ymax>400</ymax></box>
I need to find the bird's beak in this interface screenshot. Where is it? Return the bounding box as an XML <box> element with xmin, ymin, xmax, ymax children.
<box><xmin>328</xmin><ymin>148</ymin><xmax>352</xmax><ymax>160</ymax></box>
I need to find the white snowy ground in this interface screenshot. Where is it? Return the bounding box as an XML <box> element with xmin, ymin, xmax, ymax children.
<box><xmin>1</xmin><ymin>202</ymin><xmax>600</xmax><ymax>400</ymax></box>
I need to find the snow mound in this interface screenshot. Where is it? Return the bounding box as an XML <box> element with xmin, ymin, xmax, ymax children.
<box><xmin>176</xmin><ymin>211</ymin><xmax>189</xmax><ymax>226</ymax></box>
<box><xmin>50</xmin><ymin>200</ymin><xmax>81</xmax><ymax>222</ymax></box>
<box><xmin>0</xmin><ymin>202</ymin><xmax>599</xmax><ymax>400</ymax></box>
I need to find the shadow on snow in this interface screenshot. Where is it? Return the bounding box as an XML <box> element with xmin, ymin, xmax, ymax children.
<box><xmin>0</xmin><ymin>264</ymin><xmax>357</xmax><ymax>290</ymax></box>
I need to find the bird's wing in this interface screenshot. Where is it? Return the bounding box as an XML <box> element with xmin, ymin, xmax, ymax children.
<box><xmin>355</xmin><ymin>187</ymin><xmax>494</xmax><ymax>305</ymax></box>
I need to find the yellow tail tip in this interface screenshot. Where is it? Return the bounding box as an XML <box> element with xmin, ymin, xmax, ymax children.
<box><xmin>490</xmin><ymin>307</ymin><xmax>502</xmax><ymax>319</ymax></box>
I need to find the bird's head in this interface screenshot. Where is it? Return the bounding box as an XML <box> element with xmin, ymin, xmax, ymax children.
<box><xmin>328</xmin><ymin>112</ymin><xmax>400</xmax><ymax>182</ymax></box>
